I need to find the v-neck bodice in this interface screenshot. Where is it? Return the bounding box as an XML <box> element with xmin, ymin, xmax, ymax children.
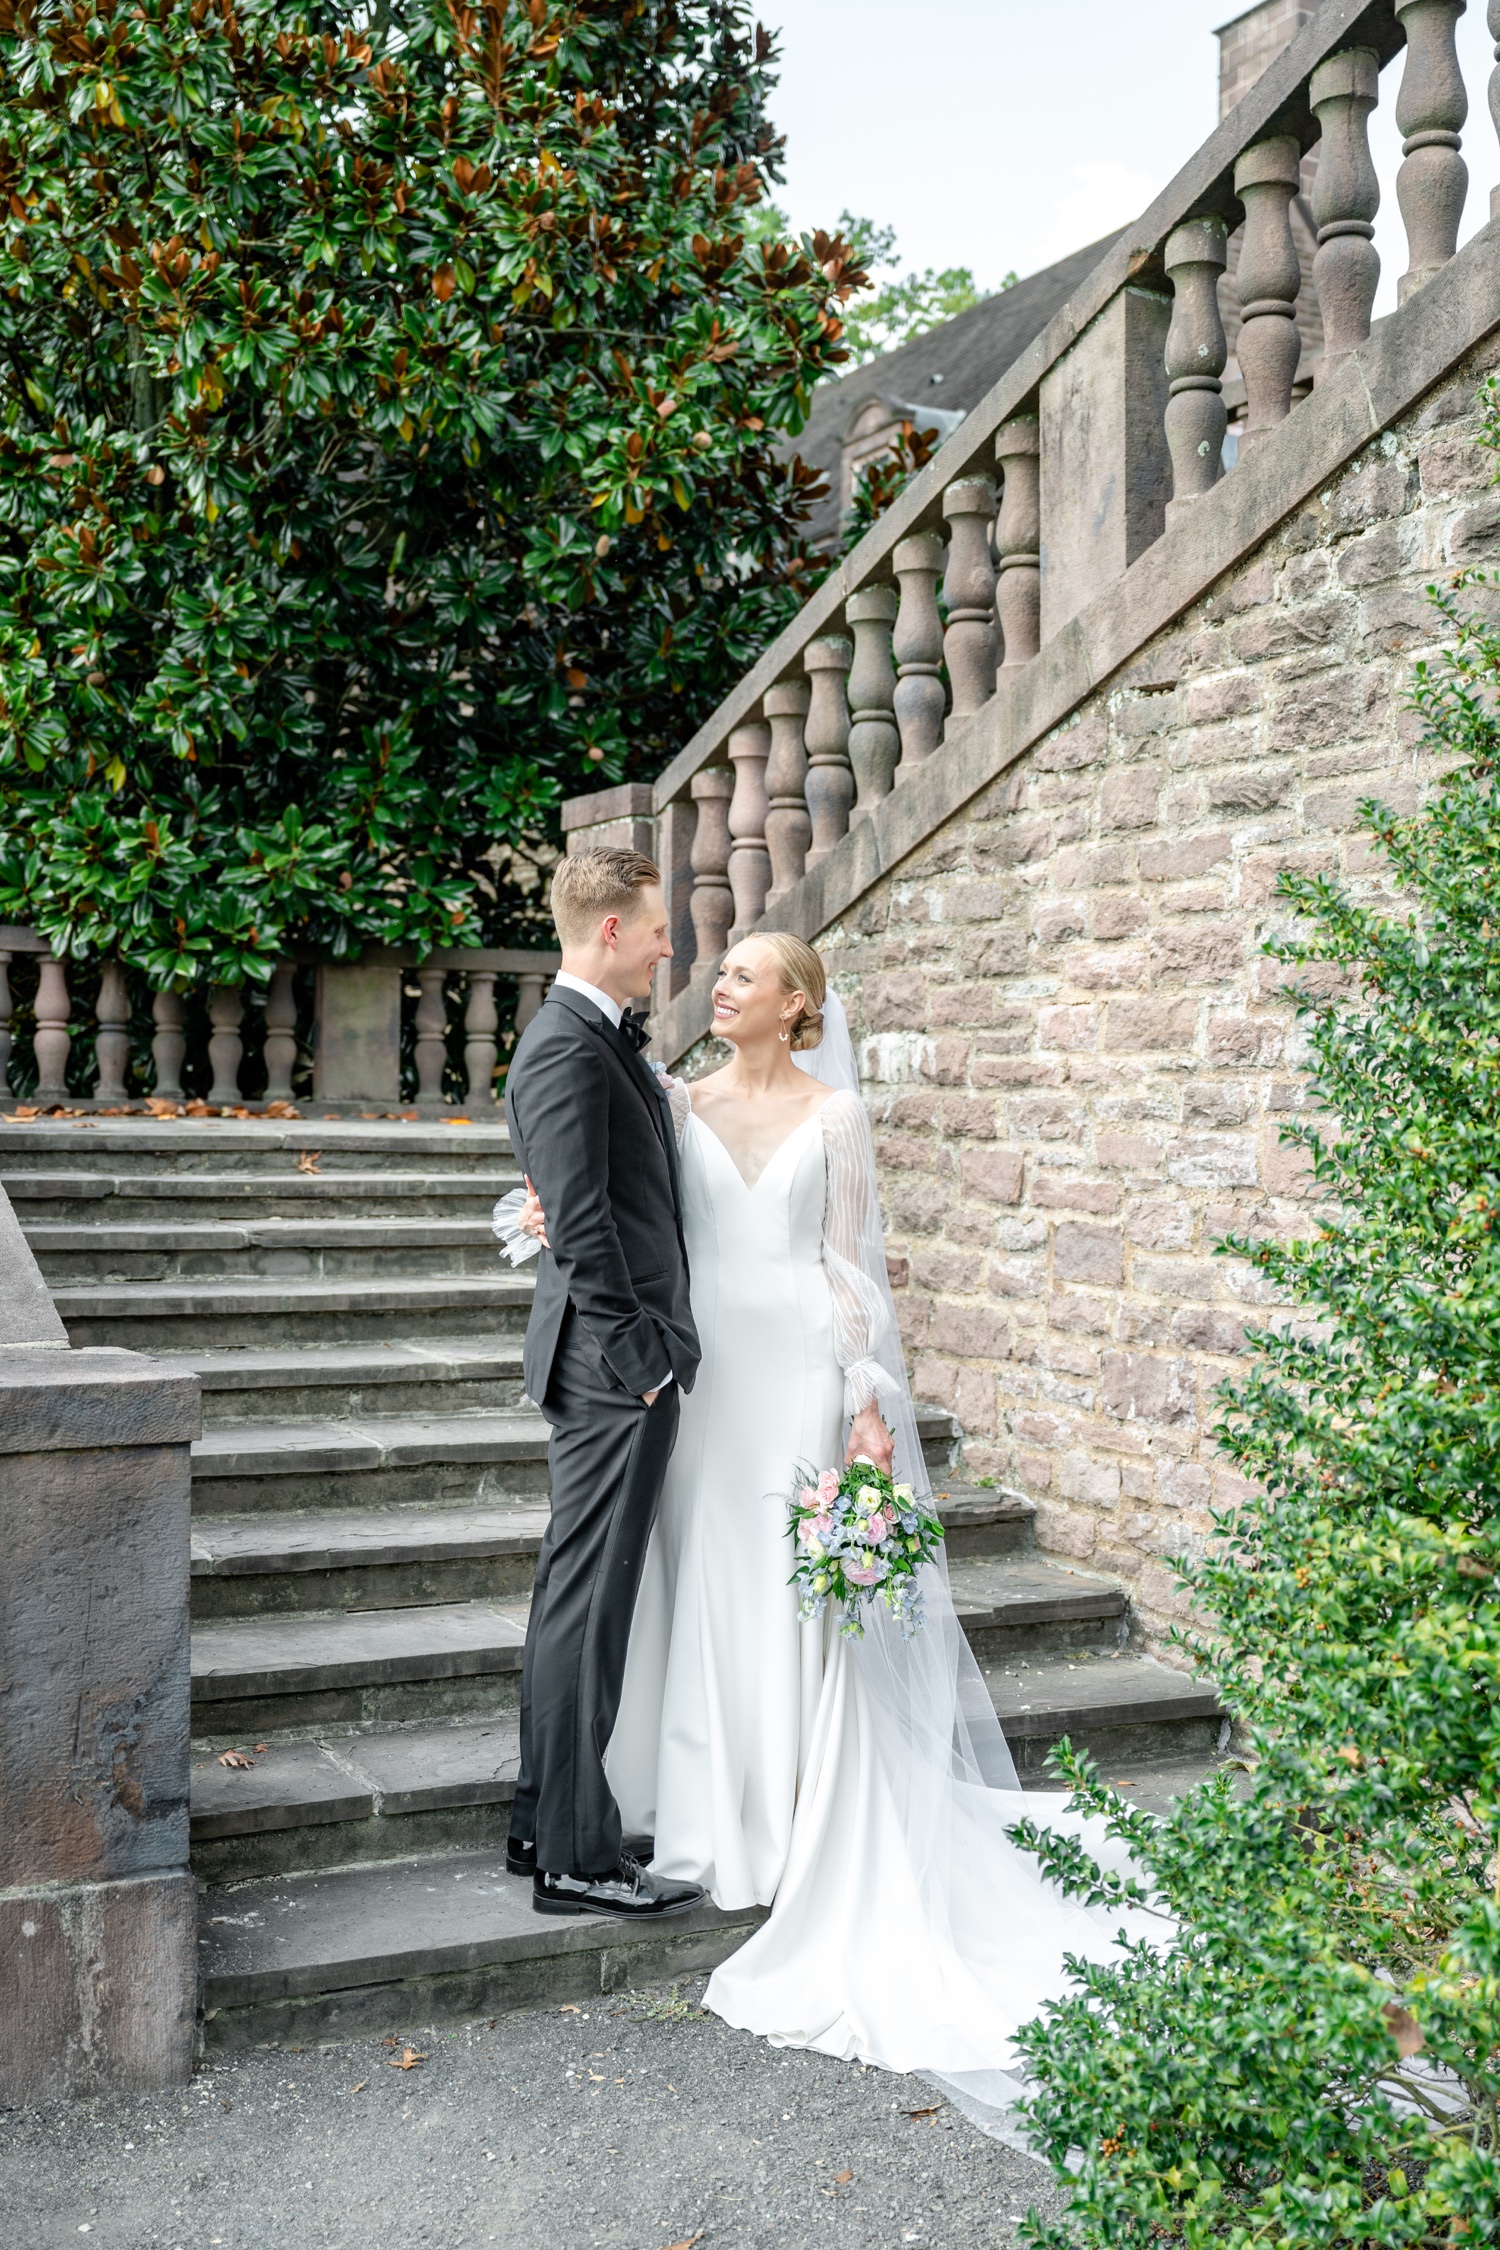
<box><xmin>684</xmin><ymin>1106</ymin><xmax>822</xmax><ymax>1194</ymax></box>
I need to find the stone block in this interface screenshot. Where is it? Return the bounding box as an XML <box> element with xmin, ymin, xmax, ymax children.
<box><xmin>1037</xmin><ymin>1004</ymin><xmax>1098</xmax><ymax>1050</ymax></box>
<box><xmin>1051</xmin><ymin>1222</ymin><xmax>1123</xmax><ymax>1287</ymax></box>
<box><xmin>1151</xmin><ymin>922</ymin><xmax>1245</xmax><ymax>980</ymax></box>
<box><xmin>0</xmin><ymin>1870</ymin><xmax>196</xmax><ymax>2105</ymax></box>
<box><xmin>314</xmin><ymin>953</ymin><xmax>404</xmax><ymax>1103</ymax></box>
<box><xmin>1100</xmin><ymin>1350</ymin><xmax>1196</xmax><ymax>1426</ymax></box>
<box><xmin>1328</xmin><ymin>456</ymin><xmax>1417</xmax><ymax>532</ymax></box>
<box><xmin>1091</xmin><ymin>896</ymin><xmax>1149</xmax><ymax>941</ymax></box>
<box><xmin>1102</xmin><ymin>997</ymin><xmax>1198</xmax><ymax>1051</ymax></box>
<box><xmin>1032</xmin><ymin>1171</ymin><xmax>1120</xmax><ymax>1215</ymax></box>
<box><xmin>0</xmin><ymin>1343</ymin><xmax>197</xmax><ymax>2099</ymax></box>
<box><xmin>1208</xmin><ymin>765</ymin><xmax>1290</xmax><ymax>814</ymax></box>
<box><xmin>1138</xmin><ymin>831</ymin><xmax>1232</xmax><ymax>881</ymax></box>
<box><xmin>1184</xmin><ymin>673</ymin><xmax>1262</xmax><ymax>724</ymax></box>
<box><xmin>0</xmin><ymin>1182</ymin><xmax>66</xmax><ymax>1348</ymax></box>
<box><xmin>959</xmin><ymin>1147</ymin><xmax>1024</xmax><ymax>1204</ymax></box>
<box><xmin>1068</xmin><ymin>946</ymin><xmax>1149</xmax><ymax>992</ymax></box>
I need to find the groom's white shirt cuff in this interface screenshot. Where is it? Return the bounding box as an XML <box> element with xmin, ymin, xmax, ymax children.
<box><xmin>552</xmin><ymin>973</ymin><xmax>673</xmax><ymax>1396</ymax></box>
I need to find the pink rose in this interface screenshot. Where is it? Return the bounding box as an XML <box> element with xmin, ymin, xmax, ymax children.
<box><xmin>817</xmin><ymin>1468</ymin><xmax>840</xmax><ymax>1498</ymax></box>
<box><xmin>845</xmin><ymin>1563</ymin><xmax>880</xmax><ymax>1587</ymax></box>
<box><xmin>865</xmin><ymin>1511</ymin><xmax>890</xmax><ymax>1544</ymax></box>
<box><xmin>813</xmin><ymin>1513</ymin><xmax>835</xmax><ymax>1538</ymax></box>
<box><xmin>799</xmin><ymin>1486</ymin><xmax>818</xmax><ymax>1509</ymax></box>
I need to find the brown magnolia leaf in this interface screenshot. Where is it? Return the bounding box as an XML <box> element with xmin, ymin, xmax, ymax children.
<box><xmin>296</xmin><ymin>1150</ymin><xmax>322</xmax><ymax>1173</ymax></box>
<box><xmin>904</xmin><ymin>2104</ymin><xmax>941</xmax><ymax>2119</ymax></box>
<box><xmin>389</xmin><ymin>2047</ymin><xmax>428</xmax><ymax>2070</ymax></box>
<box><xmin>217</xmin><ymin>1749</ymin><xmax>254</xmax><ymax>1768</ymax></box>
<box><xmin>253</xmin><ymin>1743</ymin><xmax>270</xmax><ymax>1753</ymax></box>
<box><xmin>1384</xmin><ymin>2001</ymin><xmax>1425</xmax><ymax>2058</ymax></box>
<box><xmin>835</xmin><ymin>2169</ymin><xmax>853</xmax><ymax>2184</ymax></box>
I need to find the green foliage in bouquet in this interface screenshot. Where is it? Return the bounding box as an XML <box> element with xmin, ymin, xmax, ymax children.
<box><xmin>0</xmin><ymin>0</ymin><xmax>858</xmax><ymax>987</ymax></box>
<box><xmin>1003</xmin><ymin>553</ymin><xmax>1500</xmax><ymax>2243</ymax></box>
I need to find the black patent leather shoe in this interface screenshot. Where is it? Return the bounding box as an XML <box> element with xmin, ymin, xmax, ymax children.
<box><xmin>506</xmin><ymin>1836</ymin><xmax>536</xmax><ymax>1878</ymax></box>
<box><xmin>533</xmin><ymin>1860</ymin><xmax>705</xmax><ymax>1920</ymax></box>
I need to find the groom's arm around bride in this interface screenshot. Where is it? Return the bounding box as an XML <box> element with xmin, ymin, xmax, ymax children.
<box><xmin>502</xmin><ymin>846</ymin><xmax>703</xmax><ymax>1913</ymax></box>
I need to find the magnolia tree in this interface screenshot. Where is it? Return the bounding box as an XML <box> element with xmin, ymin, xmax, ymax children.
<box><xmin>1007</xmin><ymin>541</ymin><xmax>1500</xmax><ymax>2243</ymax></box>
<box><xmin>0</xmin><ymin>0</ymin><xmax>858</xmax><ymax>988</ymax></box>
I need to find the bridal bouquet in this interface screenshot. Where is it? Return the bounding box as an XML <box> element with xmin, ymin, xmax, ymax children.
<box><xmin>787</xmin><ymin>1459</ymin><xmax>945</xmax><ymax>1639</ymax></box>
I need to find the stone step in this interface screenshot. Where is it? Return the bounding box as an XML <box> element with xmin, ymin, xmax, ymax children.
<box><xmin>188</xmin><ymin>1553</ymin><xmax>1124</xmax><ymax>1749</ymax></box>
<box><xmin>52</xmin><ymin>1272</ymin><xmax>534</xmax><ymax>1350</ymax></box>
<box><xmin>27</xmin><ymin>1214</ymin><xmax>510</xmax><ymax>1283</ymax></box>
<box><xmin>0</xmin><ymin>1118</ymin><xmax>514</xmax><ymax>1175</ymax></box>
<box><xmin>190</xmin><ymin>1340</ymin><xmax>530</xmax><ymax>1425</ymax></box>
<box><xmin>985</xmin><ymin>1651</ymin><xmax>1225</xmax><ymax>1778</ymax></box>
<box><xmin>3</xmin><ymin>1169</ymin><xmax>520</xmax><ymax>1221</ymax></box>
<box><xmin>198</xmin><ymin>1846</ymin><xmax>764</xmax><ymax>2052</ymax></box>
<box><xmin>191</xmin><ymin>1412</ymin><xmax>551</xmax><ymax>1517</ymax></box>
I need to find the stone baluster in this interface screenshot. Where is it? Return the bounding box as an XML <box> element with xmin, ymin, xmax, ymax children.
<box><xmin>941</xmin><ymin>478</ymin><xmax>997</xmax><ymax>716</ymax></box>
<box><xmin>151</xmin><ymin>988</ymin><xmax>186</xmax><ymax>1099</ymax></box>
<box><xmin>207</xmin><ymin>985</ymin><xmax>243</xmax><ymax>1106</ymax></box>
<box><xmin>262</xmin><ymin>961</ymin><xmax>298</xmax><ymax>1102</ymax></box>
<box><xmin>464</xmin><ymin>971</ymin><xmax>499</xmax><ymax>1105</ymax></box>
<box><xmin>1490</xmin><ymin>0</ymin><xmax>1500</xmax><ymax>217</ymax></box>
<box><xmin>688</xmin><ymin>767</ymin><xmax>735</xmax><ymax>977</ymax></box>
<box><xmin>1395</xmin><ymin>0</ymin><xmax>1469</xmax><ymax>302</ymax></box>
<box><xmin>1310</xmin><ymin>49</ymin><xmax>1382</xmax><ymax>375</ymax></box>
<box><xmin>726</xmin><ymin>720</ymin><xmax>772</xmax><ymax>945</ymax></box>
<box><xmin>994</xmin><ymin>418</ymin><xmax>1041</xmax><ymax>668</ymax></box>
<box><xmin>34</xmin><ymin>951</ymin><xmax>71</xmax><ymax>1105</ymax></box>
<box><xmin>846</xmin><ymin>585</ymin><xmax>900</xmax><ymax>823</ymax></box>
<box><xmin>0</xmin><ymin>948</ymin><xmax>10</xmax><ymax>1095</ymax></box>
<box><xmin>763</xmin><ymin>681</ymin><xmax>812</xmax><ymax>910</ymax></box>
<box><xmin>803</xmin><ymin>636</ymin><xmax>855</xmax><ymax>864</ymax></box>
<box><xmin>1233</xmin><ymin>136</ymin><xmax>1303</xmax><ymax>448</ymax></box>
<box><xmin>515</xmin><ymin>967</ymin><xmax>550</xmax><ymax>1033</ymax></box>
<box><xmin>413</xmin><ymin>967</ymin><xmax>448</xmax><ymax>1101</ymax></box>
<box><xmin>892</xmin><ymin>534</ymin><xmax>946</xmax><ymax>779</ymax></box>
<box><xmin>94</xmin><ymin>960</ymin><xmax>131</xmax><ymax>1102</ymax></box>
<box><xmin>1163</xmin><ymin>218</ymin><xmax>1228</xmax><ymax>512</ymax></box>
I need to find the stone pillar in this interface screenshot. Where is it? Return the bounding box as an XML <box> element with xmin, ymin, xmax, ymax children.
<box><xmin>1164</xmin><ymin>218</ymin><xmax>1228</xmax><ymax>517</ymax></box>
<box><xmin>654</xmin><ymin>795</ymin><xmax>697</xmax><ymax>1008</ymax></box>
<box><xmin>994</xmin><ymin>417</ymin><xmax>1041</xmax><ymax>668</ymax></box>
<box><xmin>464</xmin><ymin>971</ymin><xmax>499</xmax><ymax>1105</ymax></box>
<box><xmin>151</xmin><ymin>988</ymin><xmax>186</xmax><ymax>1101</ymax></box>
<box><xmin>413</xmin><ymin>967</ymin><xmax>449</xmax><ymax>1102</ymax></box>
<box><xmin>763</xmin><ymin>680</ymin><xmax>813</xmax><ymax>911</ymax></box>
<box><xmin>1234</xmin><ymin>137</ymin><xmax>1304</xmax><ymax>448</ymax></box>
<box><xmin>94</xmin><ymin>959</ymin><xmax>131</xmax><ymax>1104</ymax></box>
<box><xmin>688</xmin><ymin>768</ymin><xmax>734</xmax><ymax>983</ymax></box>
<box><xmin>892</xmin><ymin>534</ymin><xmax>947</xmax><ymax>778</ymax></box>
<box><xmin>262</xmin><ymin>961</ymin><xmax>299</xmax><ymax>1103</ymax></box>
<box><xmin>1038</xmin><ymin>284</ymin><xmax>1172</xmax><ymax>642</ymax></box>
<box><xmin>560</xmin><ymin>781</ymin><xmax>656</xmax><ymax>859</ymax></box>
<box><xmin>313</xmin><ymin>952</ymin><xmax>404</xmax><ymax>1104</ymax></box>
<box><xmin>1311</xmin><ymin>48</ymin><xmax>1382</xmax><ymax>376</ymax></box>
<box><xmin>726</xmin><ymin>720</ymin><xmax>772</xmax><ymax>946</ymax></box>
<box><xmin>1395</xmin><ymin>0</ymin><xmax>1469</xmax><ymax>302</ymax></box>
<box><xmin>941</xmin><ymin>478</ymin><xmax>998</xmax><ymax>716</ymax></box>
<box><xmin>803</xmin><ymin>635</ymin><xmax>855</xmax><ymax>865</ymax></box>
<box><xmin>515</xmin><ymin>968</ymin><xmax>550</xmax><ymax>1034</ymax></box>
<box><xmin>206</xmin><ymin>984</ymin><xmax>243</xmax><ymax>1107</ymax></box>
<box><xmin>33</xmin><ymin>951</ymin><xmax>71</xmax><ymax>1106</ymax></box>
<box><xmin>846</xmin><ymin>584</ymin><xmax>900</xmax><ymax>822</ymax></box>
<box><xmin>0</xmin><ymin>1186</ymin><xmax>198</xmax><ymax>2104</ymax></box>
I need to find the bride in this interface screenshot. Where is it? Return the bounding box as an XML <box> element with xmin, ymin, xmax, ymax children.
<box><xmin>517</xmin><ymin>931</ymin><xmax>1152</xmax><ymax>2129</ymax></box>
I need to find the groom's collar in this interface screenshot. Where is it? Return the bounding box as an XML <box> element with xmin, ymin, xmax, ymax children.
<box><xmin>552</xmin><ymin>970</ymin><xmax>624</xmax><ymax>1030</ymax></box>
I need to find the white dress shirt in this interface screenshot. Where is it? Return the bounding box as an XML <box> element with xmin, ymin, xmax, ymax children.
<box><xmin>550</xmin><ymin>972</ymin><xmax>672</xmax><ymax>1397</ymax></box>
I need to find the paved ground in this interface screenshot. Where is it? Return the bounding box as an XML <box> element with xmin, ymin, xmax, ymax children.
<box><xmin>0</xmin><ymin>1977</ymin><xmax>1064</xmax><ymax>2250</ymax></box>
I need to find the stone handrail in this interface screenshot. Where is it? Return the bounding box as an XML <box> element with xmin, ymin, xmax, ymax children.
<box><xmin>560</xmin><ymin>0</ymin><xmax>1498</xmax><ymax>1061</ymax></box>
<box><xmin>0</xmin><ymin>933</ymin><xmax>559</xmax><ymax>1112</ymax></box>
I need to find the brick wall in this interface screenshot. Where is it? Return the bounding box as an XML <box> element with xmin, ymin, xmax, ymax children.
<box><xmin>825</xmin><ymin>340</ymin><xmax>1500</xmax><ymax>1652</ymax></box>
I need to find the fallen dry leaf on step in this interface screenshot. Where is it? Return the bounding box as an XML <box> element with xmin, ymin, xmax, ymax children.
<box><xmin>349</xmin><ymin>2080</ymin><xmax>367</xmax><ymax>2094</ymax></box>
<box><xmin>253</xmin><ymin>1743</ymin><xmax>270</xmax><ymax>1753</ymax></box>
<box><xmin>657</xmin><ymin>2237</ymin><xmax>704</xmax><ymax>2250</ymax></box>
<box><xmin>296</xmin><ymin>1150</ymin><xmax>322</xmax><ymax>1173</ymax></box>
<box><xmin>388</xmin><ymin>2048</ymin><xmax>428</xmax><ymax>2071</ymax></box>
<box><xmin>1384</xmin><ymin>2002</ymin><xmax>1425</xmax><ymax>2058</ymax></box>
<box><xmin>835</xmin><ymin>2169</ymin><xmax>854</xmax><ymax>2184</ymax></box>
<box><xmin>217</xmin><ymin>1750</ymin><xmax>254</xmax><ymax>1769</ymax></box>
<box><xmin>904</xmin><ymin>2105</ymin><xmax>941</xmax><ymax>2120</ymax></box>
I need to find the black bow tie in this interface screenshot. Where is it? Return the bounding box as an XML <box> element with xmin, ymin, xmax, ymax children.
<box><xmin>618</xmin><ymin>1008</ymin><xmax>651</xmax><ymax>1053</ymax></box>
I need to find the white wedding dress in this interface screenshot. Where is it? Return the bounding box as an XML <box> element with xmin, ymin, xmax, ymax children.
<box><xmin>606</xmin><ymin>1030</ymin><xmax>1156</xmax><ymax>2134</ymax></box>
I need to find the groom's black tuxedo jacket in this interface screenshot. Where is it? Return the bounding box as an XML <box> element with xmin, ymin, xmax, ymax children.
<box><xmin>504</xmin><ymin>983</ymin><xmax>700</xmax><ymax>1407</ymax></box>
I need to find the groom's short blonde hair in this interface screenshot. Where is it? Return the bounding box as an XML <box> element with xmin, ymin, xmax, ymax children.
<box><xmin>550</xmin><ymin>846</ymin><xmax>662</xmax><ymax>949</ymax></box>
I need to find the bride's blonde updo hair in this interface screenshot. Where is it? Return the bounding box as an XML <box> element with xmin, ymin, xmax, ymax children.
<box><xmin>753</xmin><ymin>933</ymin><xmax>826</xmax><ymax>1051</ymax></box>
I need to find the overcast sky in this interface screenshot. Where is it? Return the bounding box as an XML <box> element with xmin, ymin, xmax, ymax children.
<box><xmin>758</xmin><ymin>0</ymin><xmax>1499</xmax><ymax>314</ymax></box>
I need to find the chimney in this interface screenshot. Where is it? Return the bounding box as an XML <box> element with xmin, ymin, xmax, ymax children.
<box><xmin>1216</xmin><ymin>1</ymin><xmax>1315</xmax><ymax>119</ymax></box>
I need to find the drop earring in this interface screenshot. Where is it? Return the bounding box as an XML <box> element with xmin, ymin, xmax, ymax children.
<box><xmin>779</xmin><ymin>1023</ymin><xmax>791</xmax><ymax>1043</ymax></box>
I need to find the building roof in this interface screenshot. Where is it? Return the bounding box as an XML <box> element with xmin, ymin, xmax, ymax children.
<box><xmin>788</xmin><ymin>232</ymin><xmax>1124</xmax><ymax>550</ymax></box>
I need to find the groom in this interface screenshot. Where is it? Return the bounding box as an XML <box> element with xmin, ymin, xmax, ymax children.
<box><xmin>503</xmin><ymin>846</ymin><xmax>704</xmax><ymax>1920</ymax></box>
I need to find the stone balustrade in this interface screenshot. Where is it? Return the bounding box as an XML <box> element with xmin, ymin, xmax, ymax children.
<box><xmin>0</xmin><ymin>927</ymin><xmax>559</xmax><ymax>1112</ymax></box>
<box><xmin>558</xmin><ymin>0</ymin><xmax>1498</xmax><ymax>1045</ymax></box>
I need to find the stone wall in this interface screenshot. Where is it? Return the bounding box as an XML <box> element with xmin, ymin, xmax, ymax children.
<box><xmin>825</xmin><ymin>336</ymin><xmax>1500</xmax><ymax>1651</ymax></box>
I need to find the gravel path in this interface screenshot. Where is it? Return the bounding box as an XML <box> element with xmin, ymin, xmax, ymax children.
<box><xmin>0</xmin><ymin>1976</ymin><xmax>1064</xmax><ymax>2250</ymax></box>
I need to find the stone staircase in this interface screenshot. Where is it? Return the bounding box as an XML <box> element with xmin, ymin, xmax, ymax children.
<box><xmin>2</xmin><ymin>1116</ymin><xmax>1223</xmax><ymax>2053</ymax></box>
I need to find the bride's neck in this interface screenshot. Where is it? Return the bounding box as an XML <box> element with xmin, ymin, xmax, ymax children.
<box><xmin>720</xmin><ymin>1039</ymin><xmax>803</xmax><ymax>1096</ymax></box>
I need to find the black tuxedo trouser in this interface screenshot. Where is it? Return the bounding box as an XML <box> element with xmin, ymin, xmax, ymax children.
<box><xmin>509</xmin><ymin>1332</ymin><xmax>679</xmax><ymax>1878</ymax></box>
